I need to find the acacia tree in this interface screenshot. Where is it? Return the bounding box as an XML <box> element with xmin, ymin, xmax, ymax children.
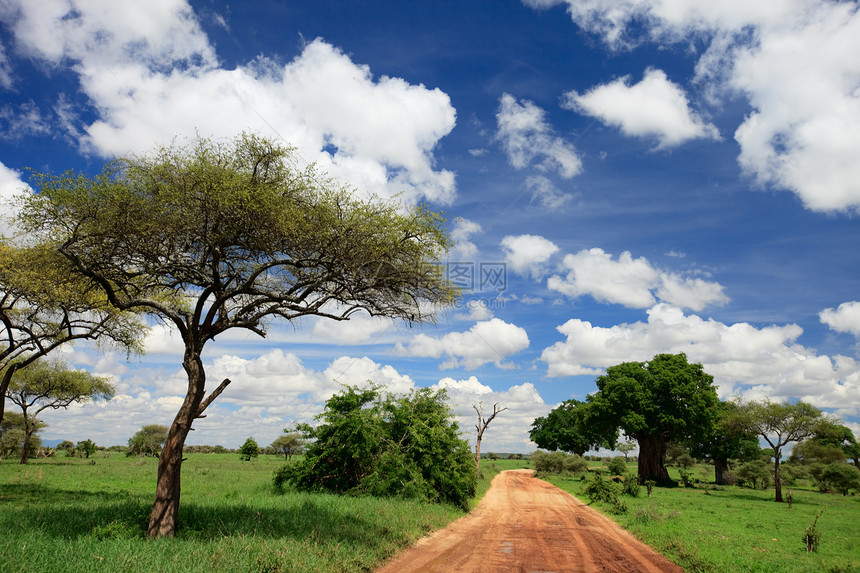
<box><xmin>271</xmin><ymin>431</ymin><xmax>304</xmax><ymax>461</ymax></box>
<box><xmin>127</xmin><ymin>424</ymin><xmax>169</xmax><ymax>457</ymax></box>
<box><xmin>473</xmin><ymin>402</ymin><xmax>506</xmax><ymax>478</ymax></box>
<box><xmin>588</xmin><ymin>353</ymin><xmax>720</xmax><ymax>484</ymax></box>
<box><xmin>5</xmin><ymin>359</ymin><xmax>114</xmax><ymax>463</ymax></box>
<box><xmin>20</xmin><ymin>133</ymin><xmax>458</xmax><ymax>538</ymax></box>
<box><xmin>615</xmin><ymin>439</ymin><xmax>637</xmax><ymax>462</ymax></box>
<box><xmin>733</xmin><ymin>400</ymin><xmax>825</xmax><ymax>502</ymax></box>
<box><xmin>0</xmin><ymin>242</ymin><xmax>142</xmax><ymax>425</ymax></box>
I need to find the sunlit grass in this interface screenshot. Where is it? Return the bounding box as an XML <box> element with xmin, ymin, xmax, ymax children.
<box><xmin>546</xmin><ymin>463</ymin><xmax>859</xmax><ymax>573</ymax></box>
<box><xmin>0</xmin><ymin>453</ymin><xmax>468</xmax><ymax>573</ymax></box>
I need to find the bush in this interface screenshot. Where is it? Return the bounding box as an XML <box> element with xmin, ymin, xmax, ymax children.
<box><xmin>533</xmin><ymin>450</ymin><xmax>588</xmax><ymax>476</ymax></box>
<box><xmin>736</xmin><ymin>459</ymin><xmax>771</xmax><ymax>490</ymax></box>
<box><xmin>606</xmin><ymin>456</ymin><xmax>627</xmax><ymax>476</ymax></box>
<box><xmin>280</xmin><ymin>386</ymin><xmax>476</xmax><ymax>509</ymax></box>
<box><xmin>239</xmin><ymin>437</ymin><xmax>259</xmax><ymax>461</ymax></box>
<box><xmin>127</xmin><ymin>424</ymin><xmax>168</xmax><ymax>457</ymax></box>
<box><xmin>821</xmin><ymin>462</ymin><xmax>860</xmax><ymax>495</ymax></box>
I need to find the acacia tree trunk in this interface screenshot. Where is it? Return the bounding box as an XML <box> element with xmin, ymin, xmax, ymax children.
<box><xmin>714</xmin><ymin>457</ymin><xmax>729</xmax><ymax>485</ymax></box>
<box><xmin>19</xmin><ymin>423</ymin><xmax>34</xmax><ymax>464</ymax></box>
<box><xmin>636</xmin><ymin>434</ymin><xmax>670</xmax><ymax>484</ymax></box>
<box><xmin>147</xmin><ymin>351</ymin><xmax>206</xmax><ymax>538</ymax></box>
<box><xmin>474</xmin><ymin>436</ymin><xmax>482</xmax><ymax>479</ymax></box>
<box><xmin>773</xmin><ymin>451</ymin><xmax>783</xmax><ymax>502</ymax></box>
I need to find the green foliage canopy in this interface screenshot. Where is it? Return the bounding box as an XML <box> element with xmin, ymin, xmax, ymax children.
<box><xmin>732</xmin><ymin>400</ymin><xmax>826</xmax><ymax>502</ymax></box>
<box><xmin>127</xmin><ymin>424</ymin><xmax>169</xmax><ymax>457</ymax></box>
<box><xmin>282</xmin><ymin>385</ymin><xmax>476</xmax><ymax>509</ymax></box>
<box><xmin>5</xmin><ymin>359</ymin><xmax>113</xmax><ymax>463</ymax></box>
<box><xmin>19</xmin><ymin>132</ymin><xmax>459</xmax><ymax>537</ymax></box>
<box><xmin>529</xmin><ymin>399</ymin><xmax>616</xmax><ymax>456</ymax></box>
<box><xmin>239</xmin><ymin>437</ymin><xmax>259</xmax><ymax>461</ymax></box>
<box><xmin>588</xmin><ymin>353</ymin><xmax>720</xmax><ymax>483</ymax></box>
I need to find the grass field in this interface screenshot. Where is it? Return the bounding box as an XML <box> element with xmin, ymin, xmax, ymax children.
<box><xmin>546</xmin><ymin>463</ymin><xmax>860</xmax><ymax>573</ymax></box>
<box><xmin>4</xmin><ymin>454</ymin><xmax>856</xmax><ymax>572</ymax></box>
<box><xmin>0</xmin><ymin>453</ymin><xmax>516</xmax><ymax>573</ymax></box>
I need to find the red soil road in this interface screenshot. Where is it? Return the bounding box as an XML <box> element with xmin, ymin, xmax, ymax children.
<box><xmin>375</xmin><ymin>469</ymin><xmax>684</xmax><ymax>573</ymax></box>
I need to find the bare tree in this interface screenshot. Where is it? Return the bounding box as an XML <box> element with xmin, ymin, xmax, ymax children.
<box><xmin>474</xmin><ymin>402</ymin><xmax>507</xmax><ymax>478</ymax></box>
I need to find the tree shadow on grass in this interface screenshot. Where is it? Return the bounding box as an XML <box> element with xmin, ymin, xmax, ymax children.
<box><xmin>0</xmin><ymin>483</ymin><xmax>407</xmax><ymax>547</ymax></box>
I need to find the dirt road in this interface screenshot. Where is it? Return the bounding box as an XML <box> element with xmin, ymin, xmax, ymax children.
<box><xmin>375</xmin><ymin>469</ymin><xmax>683</xmax><ymax>573</ymax></box>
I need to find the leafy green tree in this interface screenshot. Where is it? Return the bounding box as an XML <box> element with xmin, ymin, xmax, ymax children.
<box><xmin>614</xmin><ymin>439</ymin><xmax>637</xmax><ymax>462</ymax></box>
<box><xmin>588</xmin><ymin>353</ymin><xmax>720</xmax><ymax>484</ymax></box>
<box><xmin>239</xmin><ymin>437</ymin><xmax>259</xmax><ymax>461</ymax></box>
<box><xmin>76</xmin><ymin>438</ymin><xmax>97</xmax><ymax>459</ymax></box>
<box><xmin>127</xmin><ymin>424</ymin><xmax>169</xmax><ymax>457</ymax></box>
<box><xmin>5</xmin><ymin>359</ymin><xmax>113</xmax><ymax>463</ymax></box>
<box><xmin>736</xmin><ymin>459</ymin><xmax>772</xmax><ymax>490</ymax></box>
<box><xmin>732</xmin><ymin>400</ymin><xmax>825</xmax><ymax>502</ymax></box>
<box><xmin>688</xmin><ymin>400</ymin><xmax>761</xmax><ymax>485</ymax></box>
<box><xmin>530</xmin><ymin>399</ymin><xmax>616</xmax><ymax>456</ymax></box>
<box><xmin>285</xmin><ymin>385</ymin><xmax>475</xmax><ymax>509</ymax></box>
<box><xmin>821</xmin><ymin>462</ymin><xmax>860</xmax><ymax>495</ymax></box>
<box><xmin>0</xmin><ymin>243</ymin><xmax>143</xmax><ymax>426</ymax></box>
<box><xmin>270</xmin><ymin>432</ymin><xmax>304</xmax><ymax>461</ymax></box>
<box><xmin>56</xmin><ymin>439</ymin><xmax>75</xmax><ymax>452</ymax></box>
<box><xmin>21</xmin><ymin>133</ymin><xmax>458</xmax><ymax>538</ymax></box>
<box><xmin>607</xmin><ymin>456</ymin><xmax>628</xmax><ymax>476</ymax></box>
<box><xmin>0</xmin><ymin>412</ymin><xmax>42</xmax><ymax>459</ymax></box>
<box><xmin>791</xmin><ymin>421</ymin><xmax>860</xmax><ymax>469</ymax></box>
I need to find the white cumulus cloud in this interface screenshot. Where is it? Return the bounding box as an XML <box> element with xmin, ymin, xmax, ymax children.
<box><xmin>820</xmin><ymin>301</ymin><xmax>860</xmax><ymax>337</ymax></box>
<box><xmin>395</xmin><ymin>318</ymin><xmax>530</xmax><ymax>369</ymax></box>
<box><xmin>0</xmin><ymin>3</ymin><xmax>457</xmax><ymax>205</ymax></box>
<box><xmin>547</xmin><ymin>248</ymin><xmax>728</xmax><ymax>311</ymax></box>
<box><xmin>540</xmin><ymin>303</ymin><xmax>860</xmax><ymax>415</ymax></box>
<box><xmin>524</xmin><ymin>0</ymin><xmax>860</xmax><ymax>213</ymax></box>
<box><xmin>563</xmin><ymin>68</ymin><xmax>720</xmax><ymax>149</ymax></box>
<box><xmin>495</xmin><ymin>93</ymin><xmax>583</xmax><ymax>178</ymax></box>
<box><xmin>501</xmin><ymin>234</ymin><xmax>560</xmax><ymax>280</ymax></box>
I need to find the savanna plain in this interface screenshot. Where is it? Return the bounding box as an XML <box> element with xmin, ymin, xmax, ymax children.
<box><xmin>1</xmin><ymin>455</ymin><xmax>857</xmax><ymax>573</ymax></box>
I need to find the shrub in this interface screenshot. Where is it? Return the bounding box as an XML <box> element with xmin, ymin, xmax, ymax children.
<box><xmin>281</xmin><ymin>386</ymin><xmax>476</xmax><ymax>509</ymax></box>
<box><xmin>736</xmin><ymin>459</ymin><xmax>771</xmax><ymax>490</ymax></box>
<box><xmin>606</xmin><ymin>456</ymin><xmax>627</xmax><ymax>476</ymax></box>
<box><xmin>821</xmin><ymin>462</ymin><xmax>860</xmax><ymax>495</ymax></box>
<box><xmin>239</xmin><ymin>437</ymin><xmax>259</xmax><ymax>461</ymax></box>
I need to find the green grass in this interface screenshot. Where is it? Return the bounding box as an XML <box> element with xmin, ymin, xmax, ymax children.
<box><xmin>546</xmin><ymin>463</ymin><xmax>860</xmax><ymax>573</ymax></box>
<box><xmin>0</xmin><ymin>453</ymin><xmax>473</xmax><ymax>573</ymax></box>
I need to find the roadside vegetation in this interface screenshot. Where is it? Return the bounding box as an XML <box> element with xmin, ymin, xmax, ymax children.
<box><xmin>0</xmin><ymin>452</ymin><xmax>494</xmax><ymax>573</ymax></box>
<box><xmin>539</xmin><ymin>454</ymin><xmax>859</xmax><ymax>573</ymax></box>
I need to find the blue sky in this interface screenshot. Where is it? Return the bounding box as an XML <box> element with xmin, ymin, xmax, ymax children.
<box><xmin>2</xmin><ymin>0</ymin><xmax>860</xmax><ymax>453</ymax></box>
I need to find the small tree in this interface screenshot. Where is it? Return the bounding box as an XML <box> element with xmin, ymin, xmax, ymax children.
<box><xmin>76</xmin><ymin>439</ymin><xmax>97</xmax><ymax>459</ymax></box>
<box><xmin>607</xmin><ymin>456</ymin><xmax>628</xmax><ymax>476</ymax></box>
<box><xmin>239</xmin><ymin>437</ymin><xmax>259</xmax><ymax>461</ymax></box>
<box><xmin>271</xmin><ymin>432</ymin><xmax>304</xmax><ymax>461</ymax></box>
<box><xmin>473</xmin><ymin>402</ymin><xmax>506</xmax><ymax>478</ymax></box>
<box><xmin>615</xmin><ymin>439</ymin><xmax>637</xmax><ymax>462</ymax></box>
<box><xmin>0</xmin><ymin>242</ymin><xmax>143</xmax><ymax>426</ymax></box>
<box><xmin>128</xmin><ymin>424</ymin><xmax>169</xmax><ymax>457</ymax></box>
<box><xmin>734</xmin><ymin>400</ymin><xmax>825</xmax><ymax>502</ymax></box>
<box><xmin>0</xmin><ymin>412</ymin><xmax>42</xmax><ymax>459</ymax></box>
<box><xmin>5</xmin><ymin>359</ymin><xmax>114</xmax><ymax>463</ymax></box>
<box><xmin>22</xmin><ymin>133</ymin><xmax>458</xmax><ymax>537</ymax></box>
